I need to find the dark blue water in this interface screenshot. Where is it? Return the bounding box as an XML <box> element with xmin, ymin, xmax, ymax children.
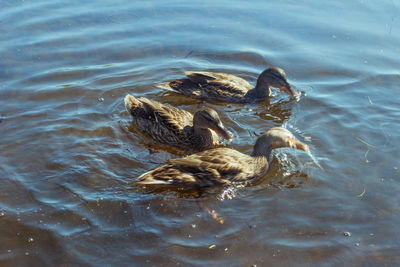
<box><xmin>1</xmin><ymin>0</ymin><xmax>400</xmax><ymax>266</ymax></box>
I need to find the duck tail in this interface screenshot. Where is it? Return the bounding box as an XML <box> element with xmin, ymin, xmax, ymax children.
<box><xmin>155</xmin><ymin>81</ymin><xmax>175</xmax><ymax>91</ymax></box>
<box><xmin>136</xmin><ymin>171</ymin><xmax>172</xmax><ymax>185</ymax></box>
<box><xmin>124</xmin><ymin>94</ymin><xmax>142</xmax><ymax>114</ymax></box>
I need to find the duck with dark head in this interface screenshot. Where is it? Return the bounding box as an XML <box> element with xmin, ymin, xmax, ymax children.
<box><xmin>124</xmin><ymin>94</ymin><xmax>233</xmax><ymax>151</ymax></box>
<box><xmin>156</xmin><ymin>67</ymin><xmax>297</xmax><ymax>103</ymax></box>
<box><xmin>136</xmin><ymin>127</ymin><xmax>309</xmax><ymax>188</ymax></box>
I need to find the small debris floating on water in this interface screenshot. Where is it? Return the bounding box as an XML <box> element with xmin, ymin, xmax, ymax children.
<box><xmin>357</xmin><ymin>187</ymin><xmax>366</xmax><ymax>197</ymax></box>
<box><xmin>209</xmin><ymin>244</ymin><xmax>216</xmax><ymax>249</ymax></box>
<box><xmin>355</xmin><ymin>136</ymin><xmax>376</xmax><ymax>148</ymax></box>
<box><xmin>343</xmin><ymin>231</ymin><xmax>351</xmax><ymax>237</ymax></box>
<box><xmin>364</xmin><ymin>148</ymin><xmax>370</xmax><ymax>163</ymax></box>
<box><xmin>98</xmin><ymin>97</ymin><xmax>104</xmax><ymax>102</ymax></box>
<box><xmin>355</xmin><ymin>136</ymin><xmax>375</xmax><ymax>163</ymax></box>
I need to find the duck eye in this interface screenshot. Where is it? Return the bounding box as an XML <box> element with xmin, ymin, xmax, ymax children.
<box><xmin>270</xmin><ymin>72</ymin><xmax>285</xmax><ymax>81</ymax></box>
<box><xmin>203</xmin><ymin>115</ymin><xmax>213</xmax><ymax>122</ymax></box>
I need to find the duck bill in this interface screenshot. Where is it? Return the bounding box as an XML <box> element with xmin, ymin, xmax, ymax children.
<box><xmin>215</xmin><ymin>124</ymin><xmax>234</xmax><ymax>142</ymax></box>
<box><xmin>294</xmin><ymin>139</ymin><xmax>309</xmax><ymax>152</ymax></box>
<box><xmin>280</xmin><ymin>83</ymin><xmax>297</xmax><ymax>97</ymax></box>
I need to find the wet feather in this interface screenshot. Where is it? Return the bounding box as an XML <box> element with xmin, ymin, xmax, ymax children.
<box><xmin>124</xmin><ymin>94</ymin><xmax>232</xmax><ymax>151</ymax></box>
<box><xmin>156</xmin><ymin>67</ymin><xmax>296</xmax><ymax>103</ymax></box>
<box><xmin>137</xmin><ymin>127</ymin><xmax>310</xmax><ymax>188</ymax></box>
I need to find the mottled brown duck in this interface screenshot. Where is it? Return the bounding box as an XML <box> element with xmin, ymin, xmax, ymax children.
<box><xmin>156</xmin><ymin>67</ymin><xmax>297</xmax><ymax>103</ymax></box>
<box><xmin>137</xmin><ymin>127</ymin><xmax>309</xmax><ymax>188</ymax></box>
<box><xmin>124</xmin><ymin>94</ymin><xmax>233</xmax><ymax>151</ymax></box>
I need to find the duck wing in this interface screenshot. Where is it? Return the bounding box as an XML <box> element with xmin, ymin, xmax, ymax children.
<box><xmin>156</xmin><ymin>71</ymin><xmax>253</xmax><ymax>101</ymax></box>
<box><xmin>125</xmin><ymin>95</ymin><xmax>194</xmax><ymax>146</ymax></box>
<box><xmin>137</xmin><ymin>148</ymin><xmax>267</xmax><ymax>188</ymax></box>
<box><xmin>184</xmin><ymin>71</ymin><xmax>252</xmax><ymax>90</ymax></box>
<box><xmin>137</xmin><ymin>97</ymin><xmax>193</xmax><ymax>132</ymax></box>
<box><xmin>183</xmin><ymin>71</ymin><xmax>253</xmax><ymax>100</ymax></box>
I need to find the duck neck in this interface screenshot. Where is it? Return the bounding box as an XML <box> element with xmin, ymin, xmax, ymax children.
<box><xmin>251</xmin><ymin>143</ymin><xmax>273</xmax><ymax>161</ymax></box>
<box><xmin>246</xmin><ymin>81</ymin><xmax>271</xmax><ymax>100</ymax></box>
<box><xmin>192</xmin><ymin>126</ymin><xmax>213</xmax><ymax>148</ymax></box>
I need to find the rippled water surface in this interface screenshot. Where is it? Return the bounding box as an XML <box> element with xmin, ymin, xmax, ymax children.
<box><xmin>1</xmin><ymin>0</ymin><xmax>400</xmax><ymax>266</ymax></box>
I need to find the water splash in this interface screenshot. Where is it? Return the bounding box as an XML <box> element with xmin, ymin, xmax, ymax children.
<box><xmin>218</xmin><ymin>184</ymin><xmax>246</xmax><ymax>200</ymax></box>
<box><xmin>306</xmin><ymin>150</ymin><xmax>324</xmax><ymax>170</ymax></box>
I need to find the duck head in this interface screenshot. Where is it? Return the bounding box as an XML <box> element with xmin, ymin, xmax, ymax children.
<box><xmin>252</xmin><ymin>127</ymin><xmax>308</xmax><ymax>158</ymax></box>
<box><xmin>193</xmin><ymin>108</ymin><xmax>234</xmax><ymax>142</ymax></box>
<box><xmin>256</xmin><ymin>67</ymin><xmax>297</xmax><ymax>97</ymax></box>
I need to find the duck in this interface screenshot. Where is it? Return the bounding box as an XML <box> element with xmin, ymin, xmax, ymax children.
<box><xmin>156</xmin><ymin>67</ymin><xmax>297</xmax><ymax>103</ymax></box>
<box><xmin>124</xmin><ymin>94</ymin><xmax>233</xmax><ymax>151</ymax></box>
<box><xmin>136</xmin><ymin>127</ymin><xmax>309</xmax><ymax>188</ymax></box>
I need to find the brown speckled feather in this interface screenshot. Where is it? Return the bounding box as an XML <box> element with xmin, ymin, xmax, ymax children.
<box><xmin>126</xmin><ymin>95</ymin><xmax>194</xmax><ymax>147</ymax></box>
<box><xmin>125</xmin><ymin>95</ymin><xmax>225</xmax><ymax>150</ymax></box>
<box><xmin>136</xmin><ymin>127</ymin><xmax>310</xmax><ymax>189</ymax></box>
<box><xmin>138</xmin><ymin>96</ymin><xmax>193</xmax><ymax>131</ymax></box>
<box><xmin>157</xmin><ymin>71</ymin><xmax>253</xmax><ymax>102</ymax></box>
<box><xmin>137</xmin><ymin>148</ymin><xmax>269</xmax><ymax>188</ymax></box>
<box><xmin>156</xmin><ymin>67</ymin><xmax>297</xmax><ymax>102</ymax></box>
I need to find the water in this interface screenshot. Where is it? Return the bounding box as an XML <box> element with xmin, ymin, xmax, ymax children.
<box><xmin>1</xmin><ymin>0</ymin><xmax>400</xmax><ymax>265</ymax></box>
